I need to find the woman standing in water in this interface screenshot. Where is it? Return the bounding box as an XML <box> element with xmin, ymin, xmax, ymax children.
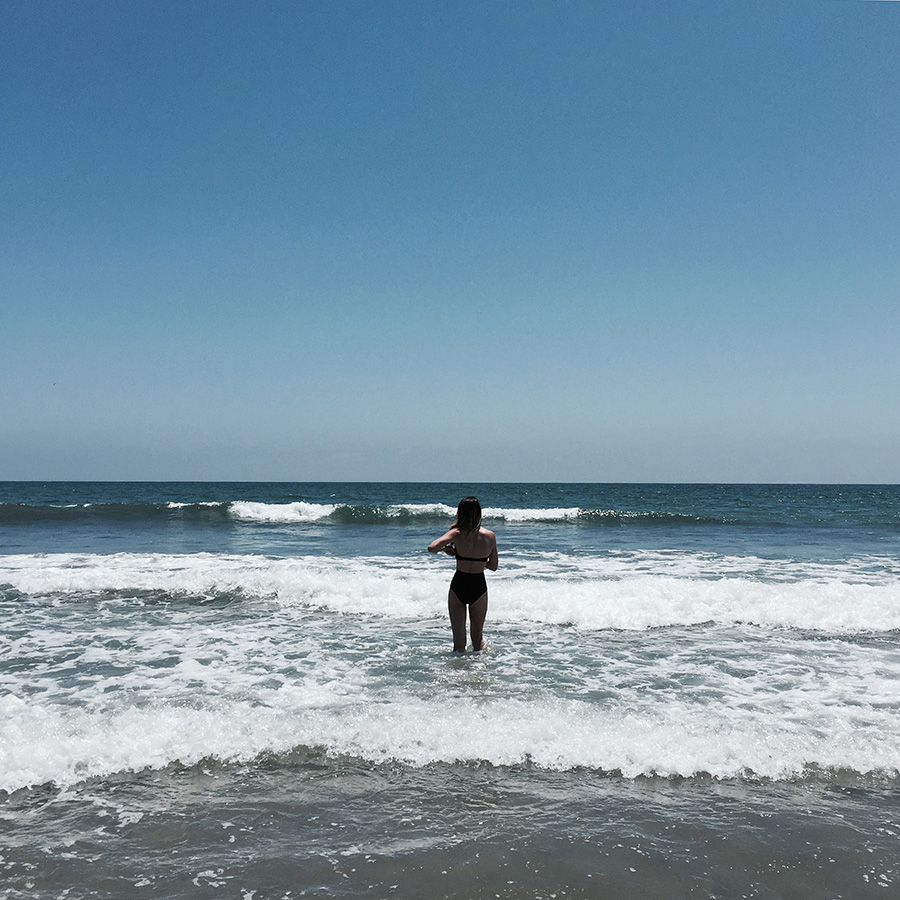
<box><xmin>428</xmin><ymin>497</ymin><xmax>498</xmax><ymax>652</ymax></box>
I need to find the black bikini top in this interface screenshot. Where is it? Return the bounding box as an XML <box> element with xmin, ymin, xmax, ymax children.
<box><xmin>454</xmin><ymin>551</ymin><xmax>491</xmax><ymax>562</ymax></box>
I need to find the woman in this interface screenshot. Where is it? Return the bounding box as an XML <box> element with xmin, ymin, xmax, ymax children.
<box><xmin>428</xmin><ymin>496</ymin><xmax>498</xmax><ymax>652</ymax></box>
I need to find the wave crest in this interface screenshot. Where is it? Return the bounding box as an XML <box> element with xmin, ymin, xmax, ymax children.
<box><xmin>4</xmin><ymin>690</ymin><xmax>898</xmax><ymax>793</ymax></box>
<box><xmin>0</xmin><ymin>500</ymin><xmax>725</xmax><ymax>528</ymax></box>
<box><xmin>3</xmin><ymin>551</ymin><xmax>899</xmax><ymax>633</ymax></box>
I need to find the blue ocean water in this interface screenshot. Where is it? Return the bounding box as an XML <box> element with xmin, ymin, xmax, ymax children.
<box><xmin>1</xmin><ymin>482</ymin><xmax>899</xmax><ymax>898</ymax></box>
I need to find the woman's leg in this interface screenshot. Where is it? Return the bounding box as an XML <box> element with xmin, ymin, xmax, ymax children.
<box><xmin>448</xmin><ymin>590</ymin><xmax>468</xmax><ymax>652</ymax></box>
<box><xmin>468</xmin><ymin>592</ymin><xmax>488</xmax><ymax>651</ymax></box>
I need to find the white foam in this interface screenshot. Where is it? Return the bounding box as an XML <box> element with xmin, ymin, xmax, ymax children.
<box><xmin>2</xmin><ymin>675</ymin><xmax>898</xmax><ymax>791</ymax></box>
<box><xmin>0</xmin><ymin>553</ymin><xmax>440</xmax><ymax>619</ymax></box>
<box><xmin>386</xmin><ymin>503</ymin><xmax>456</xmax><ymax>517</ymax></box>
<box><xmin>2</xmin><ymin>551</ymin><xmax>898</xmax><ymax>633</ymax></box>
<box><xmin>223</xmin><ymin>501</ymin><xmax>589</xmax><ymax>524</ymax></box>
<box><xmin>483</xmin><ymin>506</ymin><xmax>582</xmax><ymax>523</ymax></box>
<box><xmin>3</xmin><ymin>550</ymin><xmax>899</xmax><ymax>790</ymax></box>
<box><xmin>156</xmin><ymin>501</ymin><xmax>692</xmax><ymax>525</ymax></box>
<box><xmin>228</xmin><ymin>501</ymin><xmax>338</xmax><ymax>523</ymax></box>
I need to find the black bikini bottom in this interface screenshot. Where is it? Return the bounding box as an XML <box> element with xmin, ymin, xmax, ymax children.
<box><xmin>450</xmin><ymin>570</ymin><xmax>487</xmax><ymax>605</ymax></box>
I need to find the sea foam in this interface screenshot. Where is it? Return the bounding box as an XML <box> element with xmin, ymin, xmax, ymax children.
<box><xmin>229</xmin><ymin>501</ymin><xmax>338</xmax><ymax>523</ymax></box>
<box><xmin>4</xmin><ymin>551</ymin><xmax>899</xmax><ymax>790</ymax></box>
<box><xmin>2</xmin><ymin>551</ymin><xmax>899</xmax><ymax>633</ymax></box>
<box><xmin>2</xmin><ymin>674</ymin><xmax>898</xmax><ymax>792</ymax></box>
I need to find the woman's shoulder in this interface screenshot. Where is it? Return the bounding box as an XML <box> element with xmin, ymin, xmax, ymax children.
<box><xmin>480</xmin><ymin>527</ymin><xmax>496</xmax><ymax>541</ymax></box>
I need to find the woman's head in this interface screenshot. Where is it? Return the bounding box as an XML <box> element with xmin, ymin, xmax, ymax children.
<box><xmin>455</xmin><ymin>496</ymin><xmax>482</xmax><ymax>533</ymax></box>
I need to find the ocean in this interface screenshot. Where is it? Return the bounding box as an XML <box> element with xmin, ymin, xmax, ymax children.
<box><xmin>1</xmin><ymin>482</ymin><xmax>898</xmax><ymax>899</ymax></box>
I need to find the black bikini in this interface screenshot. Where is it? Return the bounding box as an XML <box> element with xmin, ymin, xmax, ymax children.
<box><xmin>450</xmin><ymin>550</ymin><xmax>490</xmax><ymax>605</ymax></box>
<box><xmin>450</xmin><ymin>570</ymin><xmax>487</xmax><ymax>605</ymax></box>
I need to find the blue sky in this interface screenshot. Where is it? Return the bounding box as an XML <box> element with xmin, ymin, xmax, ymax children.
<box><xmin>3</xmin><ymin>1</ymin><xmax>898</xmax><ymax>482</ymax></box>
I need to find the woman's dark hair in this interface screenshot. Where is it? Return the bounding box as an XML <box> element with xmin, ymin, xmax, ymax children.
<box><xmin>454</xmin><ymin>496</ymin><xmax>482</xmax><ymax>533</ymax></box>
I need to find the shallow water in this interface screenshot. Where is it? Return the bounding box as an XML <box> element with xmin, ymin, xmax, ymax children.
<box><xmin>3</xmin><ymin>760</ymin><xmax>898</xmax><ymax>899</ymax></box>
<box><xmin>2</xmin><ymin>482</ymin><xmax>899</xmax><ymax>897</ymax></box>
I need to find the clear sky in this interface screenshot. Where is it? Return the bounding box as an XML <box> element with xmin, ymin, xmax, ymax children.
<box><xmin>2</xmin><ymin>1</ymin><xmax>898</xmax><ymax>482</ymax></box>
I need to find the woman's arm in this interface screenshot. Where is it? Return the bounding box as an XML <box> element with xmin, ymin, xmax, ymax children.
<box><xmin>428</xmin><ymin>528</ymin><xmax>459</xmax><ymax>554</ymax></box>
<box><xmin>486</xmin><ymin>530</ymin><xmax>499</xmax><ymax>571</ymax></box>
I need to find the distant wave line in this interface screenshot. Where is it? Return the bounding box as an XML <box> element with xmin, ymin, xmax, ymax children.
<box><xmin>0</xmin><ymin>500</ymin><xmax>729</xmax><ymax>527</ymax></box>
